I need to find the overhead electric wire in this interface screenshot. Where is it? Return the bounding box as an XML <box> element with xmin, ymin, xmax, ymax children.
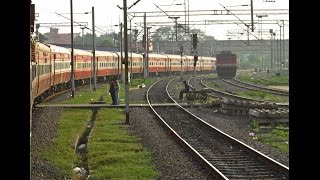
<box><xmin>55</xmin><ymin>12</ymin><xmax>107</xmax><ymax>34</ymax></box>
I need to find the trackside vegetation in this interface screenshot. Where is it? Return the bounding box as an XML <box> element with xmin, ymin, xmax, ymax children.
<box><xmin>39</xmin><ymin>108</ymin><xmax>92</xmax><ymax>177</ymax></box>
<box><xmin>38</xmin><ymin>77</ymin><xmax>160</xmax><ymax>179</ymax></box>
<box><xmin>238</xmin><ymin>90</ymin><xmax>289</xmax><ymax>103</ymax></box>
<box><xmin>256</xmin><ymin>128</ymin><xmax>289</xmax><ymax>154</ymax></box>
<box><xmin>250</xmin><ymin>121</ymin><xmax>288</xmax><ymax>154</ymax></box>
<box><xmin>87</xmin><ymin>109</ymin><xmax>159</xmax><ymax>179</ymax></box>
<box><xmin>237</xmin><ymin>73</ymin><xmax>289</xmax><ymax>86</ymax></box>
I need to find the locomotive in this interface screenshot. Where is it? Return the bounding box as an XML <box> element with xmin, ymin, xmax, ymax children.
<box><xmin>215</xmin><ymin>51</ymin><xmax>237</xmax><ymax>79</ymax></box>
<box><xmin>31</xmin><ymin>39</ymin><xmax>216</xmax><ymax>105</ymax></box>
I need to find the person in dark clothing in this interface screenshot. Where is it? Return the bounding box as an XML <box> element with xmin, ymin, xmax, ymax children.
<box><xmin>114</xmin><ymin>76</ymin><xmax>120</xmax><ymax>105</ymax></box>
<box><xmin>109</xmin><ymin>76</ymin><xmax>117</xmax><ymax>105</ymax></box>
<box><xmin>179</xmin><ymin>80</ymin><xmax>190</xmax><ymax>99</ymax></box>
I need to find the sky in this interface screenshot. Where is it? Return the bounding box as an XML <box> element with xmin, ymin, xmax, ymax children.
<box><xmin>32</xmin><ymin>0</ymin><xmax>289</xmax><ymax>40</ymax></box>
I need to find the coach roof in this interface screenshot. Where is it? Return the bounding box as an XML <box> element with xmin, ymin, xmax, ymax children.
<box><xmin>72</xmin><ymin>48</ymin><xmax>93</xmax><ymax>56</ymax></box>
<box><xmin>46</xmin><ymin>44</ymin><xmax>70</xmax><ymax>54</ymax></box>
<box><xmin>94</xmin><ymin>50</ymin><xmax>116</xmax><ymax>57</ymax></box>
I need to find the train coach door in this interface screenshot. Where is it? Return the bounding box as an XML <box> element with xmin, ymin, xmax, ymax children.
<box><xmin>164</xmin><ymin>57</ymin><xmax>168</xmax><ymax>72</ymax></box>
<box><xmin>47</xmin><ymin>52</ymin><xmax>52</xmax><ymax>86</ymax></box>
<box><xmin>95</xmin><ymin>57</ymin><xmax>99</xmax><ymax>77</ymax></box>
<box><xmin>35</xmin><ymin>50</ymin><xmax>40</xmax><ymax>95</ymax></box>
<box><xmin>140</xmin><ymin>56</ymin><xmax>143</xmax><ymax>74</ymax></box>
<box><xmin>115</xmin><ymin>53</ymin><xmax>120</xmax><ymax>75</ymax></box>
<box><xmin>52</xmin><ymin>53</ymin><xmax>56</xmax><ymax>85</ymax></box>
<box><xmin>169</xmin><ymin>59</ymin><xmax>172</xmax><ymax>72</ymax></box>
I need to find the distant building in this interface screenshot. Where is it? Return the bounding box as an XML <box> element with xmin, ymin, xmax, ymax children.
<box><xmin>44</xmin><ymin>28</ymin><xmax>80</xmax><ymax>45</ymax></box>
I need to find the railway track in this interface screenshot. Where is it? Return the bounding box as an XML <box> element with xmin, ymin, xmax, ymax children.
<box><xmin>190</xmin><ymin>76</ymin><xmax>288</xmax><ymax>109</ymax></box>
<box><xmin>221</xmin><ymin>79</ymin><xmax>289</xmax><ymax>96</ymax></box>
<box><xmin>146</xmin><ymin>77</ymin><xmax>289</xmax><ymax>179</ymax></box>
<box><xmin>222</xmin><ymin>78</ymin><xmax>289</xmax><ymax>96</ymax></box>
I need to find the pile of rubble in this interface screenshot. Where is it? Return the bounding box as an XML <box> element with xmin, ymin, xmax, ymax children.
<box><xmin>248</xmin><ymin>108</ymin><xmax>289</xmax><ymax>126</ymax></box>
<box><xmin>219</xmin><ymin>98</ymin><xmax>289</xmax><ymax>126</ymax></box>
<box><xmin>219</xmin><ymin>98</ymin><xmax>278</xmax><ymax>115</ymax></box>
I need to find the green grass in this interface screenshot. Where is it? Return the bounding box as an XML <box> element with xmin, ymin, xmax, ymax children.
<box><xmin>39</xmin><ymin>109</ymin><xmax>92</xmax><ymax>177</ymax></box>
<box><xmin>238</xmin><ymin>90</ymin><xmax>288</xmax><ymax>103</ymax></box>
<box><xmin>250</xmin><ymin>119</ymin><xmax>260</xmax><ymax>130</ymax></box>
<box><xmin>238</xmin><ymin>74</ymin><xmax>289</xmax><ymax>86</ymax></box>
<box><xmin>60</xmin><ymin>84</ymin><xmax>111</xmax><ymax>104</ymax></box>
<box><xmin>255</xmin><ymin>128</ymin><xmax>289</xmax><ymax>154</ymax></box>
<box><xmin>129</xmin><ymin>77</ymin><xmax>157</xmax><ymax>88</ymax></box>
<box><xmin>267</xmin><ymin>76</ymin><xmax>289</xmax><ymax>85</ymax></box>
<box><xmin>249</xmin><ymin>121</ymin><xmax>289</xmax><ymax>154</ymax></box>
<box><xmin>38</xmin><ymin>78</ymin><xmax>160</xmax><ymax>179</ymax></box>
<box><xmin>208</xmin><ymin>80</ymin><xmax>224</xmax><ymax>91</ymax></box>
<box><xmin>87</xmin><ymin>109</ymin><xmax>159</xmax><ymax>179</ymax></box>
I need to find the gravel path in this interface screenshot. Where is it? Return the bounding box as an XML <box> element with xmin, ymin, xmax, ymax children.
<box><xmin>31</xmin><ymin>107</ymin><xmax>65</xmax><ymax>180</ymax></box>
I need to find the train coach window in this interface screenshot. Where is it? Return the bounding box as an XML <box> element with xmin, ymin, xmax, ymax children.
<box><xmin>39</xmin><ymin>65</ymin><xmax>43</xmax><ymax>75</ymax></box>
<box><xmin>45</xmin><ymin>64</ymin><xmax>50</xmax><ymax>74</ymax></box>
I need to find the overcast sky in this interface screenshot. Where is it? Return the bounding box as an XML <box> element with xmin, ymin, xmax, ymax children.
<box><xmin>32</xmin><ymin>0</ymin><xmax>289</xmax><ymax>40</ymax></box>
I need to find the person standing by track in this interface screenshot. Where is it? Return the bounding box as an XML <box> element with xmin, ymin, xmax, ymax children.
<box><xmin>114</xmin><ymin>76</ymin><xmax>120</xmax><ymax>105</ymax></box>
<box><xmin>109</xmin><ymin>76</ymin><xmax>116</xmax><ymax>105</ymax></box>
<box><xmin>179</xmin><ymin>80</ymin><xmax>190</xmax><ymax>99</ymax></box>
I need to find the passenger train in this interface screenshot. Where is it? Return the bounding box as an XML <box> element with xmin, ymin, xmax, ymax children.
<box><xmin>31</xmin><ymin>38</ymin><xmax>216</xmax><ymax>105</ymax></box>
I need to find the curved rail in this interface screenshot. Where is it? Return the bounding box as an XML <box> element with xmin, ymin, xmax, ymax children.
<box><xmin>223</xmin><ymin>78</ymin><xmax>289</xmax><ymax>96</ymax></box>
<box><xmin>200</xmin><ymin>77</ymin><xmax>289</xmax><ymax>109</ymax></box>
<box><xmin>146</xmin><ymin>77</ymin><xmax>228</xmax><ymax>179</ymax></box>
<box><xmin>146</xmin><ymin>77</ymin><xmax>289</xmax><ymax>179</ymax></box>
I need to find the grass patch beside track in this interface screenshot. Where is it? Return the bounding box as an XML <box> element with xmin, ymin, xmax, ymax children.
<box><xmin>129</xmin><ymin>77</ymin><xmax>157</xmax><ymax>88</ymax></box>
<box><xmin>60</xmin><ymin>84</ymin><xmax>111</xmax><ymax>104</ymax></box>
<box><xmin>238</xmin><ymin>90</ymin><xmax>289</xmax><ymax>103</ymax></box>
<box><xmin>87</xmin><ymin>109</ymin><xmax>159</xmax><ymax>179</ymax></box>
<box><xmin>250</xmin><ymin>121</ymin><xmax>289</xmax><ymax>154</ymax></box>
<box><xmin>37</xmin><ymin>77</ymin><xmax>160</xmax><ymax>178</ymax></box>
<box><xmin>238</xmin><ymin>74</ymin><xmax>289</xmax><ymax>86</ymax></box>
<box><xmin>209</xmin><ymin>80</ymin><xmax>225</xmax><ymax>91</ymax></box>
<box><xmin>255</xmin><ymin>128</ymin><xmax>289</xmax><ymax>154</ymax></box>
<box><xmin>39</xmin><ymin>109</ymin><xmax>92</xmax><ymax>177</ymax></box>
